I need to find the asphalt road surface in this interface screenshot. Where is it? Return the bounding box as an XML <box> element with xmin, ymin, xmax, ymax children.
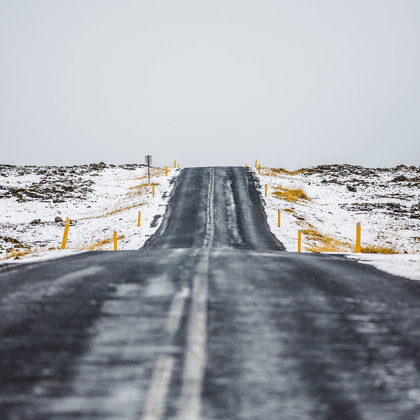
<box><xmin>2</xmin><ymin>167</ymin><xmax>420</xmax><ymax>419</ymax></box>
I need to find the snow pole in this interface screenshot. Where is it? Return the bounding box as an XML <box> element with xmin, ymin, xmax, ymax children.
<box><xmin>245</xmin><ymin>164</ymin><xmax>247</xmax><ymax>167</ymax></box>
<box><xmin>165</xmin><ymin>166</ymin><xmax>168</xmax><ymax>176</ymax></box>
<box><xmin>255</xmin><ymin>160</ymin><xmax>257</xmax><ymax>168</ymax></box>
<box><xmin>265</xmin><ymin>184</ymin><xmax>267</xmax><ymax>197</ymax></box>
<box><xmin>114</xmin><ymin>231</ymin><xmax>117</xmax><ymax>251</ymax></box>
<box><xmin>177</xmin><ymin>164</ymin><xmax>179</xmax><ymax>169</ymax></box>
<box><xmin>278</xmin><ymin>210</ymin><xmax>281</xmax><ymax>227</ymax></box>
<box><xmin>356</xmin><ymin>222</ymin><xmax>361</xmax><ymax>253</ymax></box>
<box><xmin>258</xmin><ymin>164</ymin><xmax>261</xmax><ymax>175</ymax></box>
<box><xmin>152</xmin><ymin>184</ymin><xmax>155</xmax><ymax>197</ymax></box>
<box><xmin>61</xmin><ymin>218</ymin><xmax>70</xmax><ymax>249</ymax></box>
<box><xmin>174</xmin><ymin>160</ymin><xmax>176</xmax><ymax>168</ymax></box>
<box><xmin>138</xmin><ymin>211</ymin><xmax>141</xmax><ymax>227</ymax></box>
<box><xmin>298</xmin><ymin>230</ymin><xmax>302</xmax><ymax>252</ymax></box>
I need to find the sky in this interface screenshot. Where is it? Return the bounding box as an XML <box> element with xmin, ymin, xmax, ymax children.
<box><xmin>0</xmin><ymin>0</ymin><xmax>419</xmax><ymax>169</ymax></box>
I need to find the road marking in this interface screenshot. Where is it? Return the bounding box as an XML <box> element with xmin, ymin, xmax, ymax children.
<box><xmin>176</xmin><ymin>249</ymin><xmax>210</xmax><ymax>420</ymax></box>
<box><xmin>203</xmin><ymin>167</ymin><xmax>215</xmax><ymax>248</ymax></box>
<box><xmin>177</xmin><ymin>167</ymin><xmax>214</xmax><ymax>420</ymax></box>
<box><xmin>141</xmin><ymin>286</ymin><xmax>189</xmax><ymax>420</ymax></box>
<box><xmin>142</xmin><ymin>168</ymin><xmax>214</xmax><ymax>420</ymax></box>
<box><xmin>165</xmin><ymin>287</ymin><xmax>190</xmax><ymax>336</ymax></box>
<box><xmin>141</xmin><ymin>354</ymin><xmax>175</xmax><ymax>420</ymax></box>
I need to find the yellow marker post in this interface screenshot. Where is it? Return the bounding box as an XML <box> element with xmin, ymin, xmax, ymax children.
<box><xmin>152</xmin><ymin>184</ymin><xmax>155</xmax><ymax>197</ymax></box>
<box><xmin>356</xmin><ymin>222</ymin><xmax>361</xmax><ymax>253</ymax></box>
<box><xmin>245</xmin><ymin>164</ymin><xmax>247</xmax><ymax>167</ymax></box>
<box><xmin>165</xmin><ymin>166</ymin><xmax>168</xmax><ymax>176</ymax></box>
<box><xmin>298</xmin><ymin>230</ymin><xmax>302</xmax><ymax>252</ymax></box>
<box><xmin>138</xmin><ymin>211</ymin><xmax>141</xmax><ymax>227</ymax></box>
<box><xmin>265</xmin><ymin>185</ymin><xmax>267</xmax><ymax>197</ymax></box>
<box><xmin>61</xmin><ymin>218</ymin><xmax>70</xmax><ymax>249</ymax></box>
<box><xmin>278</xmin><ymin>210</ymin><xmax>281</xmax><ymax>227</ymax></box>
<box><xmin>255</xmin><ymin>160</ymin><xmax>257</xmax><ymax>168</ymax></box>
<box><xmin>114</xmin><ymin>231</ymin><xmax>117</xmax><ymax>251</ymax></box>
<box><xmin>258</xmin><ymin>164</ymin><xmax>261</xmax><ymax>175</ymax></box>
<box><xmin>174</xmin><ymin>160</ymin><xmax>176</xmax><ymax>168</ymax></box>
<box><xmin>177</xmin><ymin>164</ymin><xmax>179</xmax><ymax>169</ymax></box>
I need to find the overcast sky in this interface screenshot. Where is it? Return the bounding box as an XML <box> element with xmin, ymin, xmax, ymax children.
<box><xmin>0</xmin><ymin>1</ymin><xmax>419</xmax><ymax>169</ymax></box>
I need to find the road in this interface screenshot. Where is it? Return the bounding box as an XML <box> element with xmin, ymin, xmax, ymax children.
<box><xmin>2</xmin><ymin>167</ymin><xmax>420</xmax><ymax>419</ymax></box>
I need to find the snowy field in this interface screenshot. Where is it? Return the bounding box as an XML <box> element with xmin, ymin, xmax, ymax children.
<box><xmin>1</xmin><ymin>162</ymin><xmax>419</xmax><ymax>280</ymax></box>
<box><xmin>256</xmin><ymin>163</ymin><xmax>420</xmax><ymax>280</ymax></box>
<box><xmin>0</xmin><ymin>163</ymin><xmax>179</xmax><ymax>261</ymax></box>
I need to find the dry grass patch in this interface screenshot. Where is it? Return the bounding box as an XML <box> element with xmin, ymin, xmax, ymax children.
<box><xmin>283</xmin><ymin>208</ymin><xmax>295</xmax><ymax>213</ymax></box>
<box><xmin>300</xmin><ymin>227</ymin><xmax>399</xmax><ymax>254</ymax></box>
<box><xmin>127</xmin><ymin>181</ymin><xmax>158</xmax><ymax>198</ymax></box>
<box><xmin>272</xmin><ymin>186</ymin><xmax>310</xmax><ymax>203</ymax></box>
<box><xmin>84</xmin><ymin>235</ymin><xmax>125</xmax><ymax>251</ymax></box>
<box><xmin>80</xmin><ymin>202</ymin><xmax>146</xmax><ymax>220</ymax></box>
<box><xmin>360</xmin><ymin>245</ymin><xmax>398</xmax><ymax>254</ymax></box>
<box><xmin>263</xmin><ymin>167</ymin><xmax>306</xmax><ymax>177</ymax></box>
<box><xmin>132</xmin><ymin>167</ymin><xmax>165</xmax><ymax>181</ymax></box>
<box><xmin>3</xmin><ymin>248</ymin><xmax>36</xmax><ymax>260</ymax></box>
<box><xmin>300</xmin><ymin>228</ymin><xmax>353</xmax><ymax>253</ymax></box>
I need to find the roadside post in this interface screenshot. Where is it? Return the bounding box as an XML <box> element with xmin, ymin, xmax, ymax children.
<box><xmin>145</xmin><ymin>155</ymin><xmax>152</xmax><ymax>184</ymax></box>
<box><xmin>255</xmin><ymin>160</ymin><xmax>257</xmax><ymax>168</ymax></box>
<box><xmin>298</xmin><ymin>230</ymin><xmax>302</xmax><ymax>252</ymax></box>
<box><xmin>258</xmin><ymin>164</ymin><xmax>261</xmax><ymax>175</ymax></box>
<box><xmin>356</xmin><ymin>222</ymin><xmax>361</xmax><ymax>253</ymax></box>
<box><xmin>152</xmin><ymin>184</ymin><xmax>155</xmax><ymax>197</ymax></box>
<box><xmin>174</xmin><ymin>160</ymin><xmax>176</xmax><ymax>168</ymax></box>
<box><xmin>165</xmin><ymin>166</ymin><xmax>168</xmax><ymax>176</ymax></box>
<box><xmin>265</xmin><ymin>185</ymin><xmax>267</xmax><ymax>197</ymax></box>
<box><xmin>61</xmin><ymin>218</ymin><xmax>70</xmax><ymax>249</ymax></box>
<box><xmin>278</xmin><ymin>210</ymin><xmax>281</xmax><ymax>227</ymax></box>
<box><xmin>138</xmin><ymin>211</ymin><xmax>141</xmax><ymax>227</ymax></box>
<box><xmin>114</xmin><ymin>231</ymin><xmax>117</xmax><ymax>251</ymax></box>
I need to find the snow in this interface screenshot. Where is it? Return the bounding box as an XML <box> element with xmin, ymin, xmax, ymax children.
<box><xmin>346</xmin><ymin>254</ymin><xmax>420</xmax><ymax>281</ymax></box>
<box><xmin>255</xmin><ymin>164</ymin><xmax>420</xmax><ymax>280</ymax></box>
<box><xmin>0</xmin><ymin>163</ymin><xmax>179</xmax><ymax>264</ymax></box>
<box><xmin>2</xmin><ymin>162</ymin><xmax>420</xmax><ymax>282</ymax></box>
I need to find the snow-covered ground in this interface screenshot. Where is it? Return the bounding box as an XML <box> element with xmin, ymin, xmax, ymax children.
<box><xmin>0</xmin><ymin>163</ymin><xmax>179</xmax><ymax>263</ymax></box>
<box><xmin>1</xmin><ymin>162</ymin><xmax>420</xmax><ymax>281</ymax></box>
<box><xmin>256</xmin><ymin>163</ymin><xmax>420</xmax><ymax>280</ymax></box>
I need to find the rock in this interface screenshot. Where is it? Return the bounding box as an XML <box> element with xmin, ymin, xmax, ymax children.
<box><xmin>55</xmin><ymin>216</ymin><xmax>63</xmax><ymax>223</ymax></box>
<box><xmin>30</xmin><ymin>219</ymin><xmax>41</xmax><ymax>225</ymax></box>
<box><xmin>391</xmin><ymin>175</ymin><xmax>408</xmax><ymax>182</ymax></box>
<box><xmin>347</xmin><ymin>185</ymin><xmax>357</xmax><ymax>192</ymax></box>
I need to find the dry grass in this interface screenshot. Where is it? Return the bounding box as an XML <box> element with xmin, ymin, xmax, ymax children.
<box><xmin>127</xmin><ymin>182</ymin><xmax>158</xmax><ymax>198</ymax></box>
<box><xmin>79</xmin><ymin>202</ymin><xmax>146</xmax><ymax>220</ymax></box>
<box><xmin>360</xmin><ymin>245</ymin><xmax>398</xmax><ymax>254</ymax></box>
<box><xmin>3</xmin><ymin>248</ymin><xmax>36</xmax><ymax>260</ymax></box>
<box><xmin>301</xmin><ymin>228</ymin><xmax>353</xmax><ymax>253</ymax></box>
<box><xmin>272</xmin><ymin>185</ymin><xmax>310</xmax><ymax>203</ymax></box>
<box><xmin>283</xmin><ymin>208</ymin><xmax>295</xmax><ymax>213</ymax></box>
<box><xmin>300</xmin><ymin>226</ymin><xmax>400</xmax><ymax>254</ymax></box>
<box><xmin>116</xmin><ymin>167</ymin><xmax>166</xmax><ymax>182</ymax></box>
<box><xmin>132</xmin><ymin>167</ymin><xmax>165</xmax><ymax>181</ymax></box>
<box><xmin>262</xmin><ymin>167</ymin><xmax>306</xmax><ymax>177</ymax></box>
<box><xmin>84</xmin><ymin>235</ymin><xmax>125</xmax><ymax>251</ymax></box>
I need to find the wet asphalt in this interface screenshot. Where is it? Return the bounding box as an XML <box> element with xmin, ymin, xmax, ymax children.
<box><xmin>1</xmin><ymin>167</ymin><xmax>420</xmax><ymax>419</ymax></box>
